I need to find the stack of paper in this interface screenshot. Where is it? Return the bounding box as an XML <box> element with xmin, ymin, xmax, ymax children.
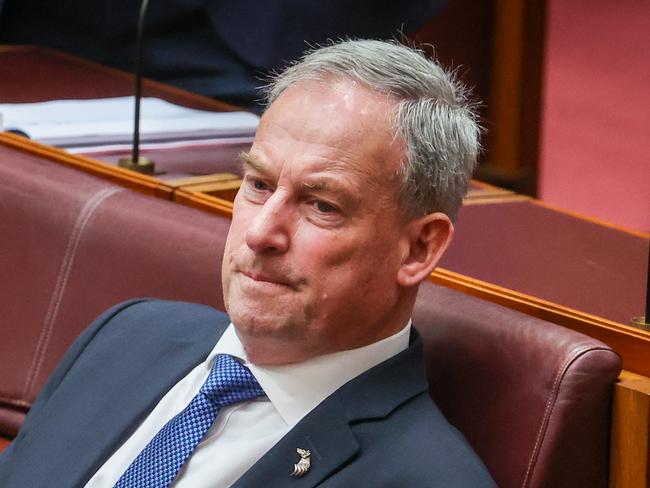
<box><xmin>0</xmin><ymin>97</ymin><xmax>259</xmax><ymax>148</ymax></box>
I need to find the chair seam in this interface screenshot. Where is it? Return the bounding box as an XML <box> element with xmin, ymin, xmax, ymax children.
<box><xmin>521</xmin><ymin>345</ymin><xmax>614</xmax><ymax>487</ymax></box>
<box><xmin>21</xmin><ymin>187</ymin><xmax>123</xmax><ymax>400</ymax></box>
<box><xmin>0</xmin><ymin>396</ymin><xmax>30</xmax><ymax>409</ymax></box>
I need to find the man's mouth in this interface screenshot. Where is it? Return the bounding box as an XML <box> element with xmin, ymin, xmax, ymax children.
<box><xmin>241</xmin><ymin>270</ymin><xmax>295</xmax><ymax>289</ymax></box>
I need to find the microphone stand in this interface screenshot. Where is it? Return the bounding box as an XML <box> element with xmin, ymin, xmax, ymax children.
<box><xmin>118</xmin><ymin>0</ymin><xmax>155</xmax><ymax>174</ymax></box>
<box><xmin>631</xmin><ymin>242</ymin><xmax>650</xmax><ymax>331</ymax></box>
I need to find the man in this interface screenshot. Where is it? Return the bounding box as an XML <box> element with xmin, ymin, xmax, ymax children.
<box><xmin>0</xmin><ymin>40</ymin><xmax>495</xmax><ymax>487</ymax></box>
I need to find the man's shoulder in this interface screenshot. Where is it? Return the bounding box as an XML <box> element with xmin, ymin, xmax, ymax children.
<box><xmin>52</xmin><ymin>299</ymin><xmax>229</xmax><ymax>398</ymax></box>
<box><xmin>74</xmin><ymin>299</ymin><xmax>230</xmax><ymax>361</ymax></box>
<box><xmin>395</xmin><ymin>393</ymin><xmax>497</xmax><ymax>486</ymax></box>
<box><xmin>102</xmin><ymin>298</ymin><xmax>228</xmax><ymax>320</ymax></box>
<box><xmin>334</xmin><ymin>392</ymin><xmax>496</xmax><ymax>487</ymax></box>
<box><xmin>94</xmin><ymin>298</ymin><xmax>229</xmax><ymax>335</ymax></box>
<box><xmin>327</xmin><ymin>331</ymin><xmax>496</xmax><ymax>486</ymax></box>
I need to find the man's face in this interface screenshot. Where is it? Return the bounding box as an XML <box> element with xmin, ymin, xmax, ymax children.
<box><xmin>221</xmin><ymin>79</ymin><xmax>413</xmax><ymax>364</ymax></box>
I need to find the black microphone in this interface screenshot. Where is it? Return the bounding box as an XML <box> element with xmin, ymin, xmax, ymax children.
<box><xmin>118</xmin><ymin>0</ymin><xmax>155</xmax><ymax>174</ymax></box>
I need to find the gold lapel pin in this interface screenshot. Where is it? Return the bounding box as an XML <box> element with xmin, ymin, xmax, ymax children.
<box><xmin>291</xmin><ymin>447</ymin><xmax>311</xmax><ymax>477</ymax></box>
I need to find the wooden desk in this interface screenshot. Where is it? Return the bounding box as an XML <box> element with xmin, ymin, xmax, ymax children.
<box><xmin>446</xmin><ymin>200</ymin><xmax>646</xmax><ymax>325</ymax></box>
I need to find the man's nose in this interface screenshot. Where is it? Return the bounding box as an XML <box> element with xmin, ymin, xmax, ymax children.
<box><xmin>245</xmin><ymin>192</ymin><xmax>291</xmax><ymax>254</ymax></box>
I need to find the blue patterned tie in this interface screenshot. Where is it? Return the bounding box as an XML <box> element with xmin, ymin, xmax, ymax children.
<box><xmin>113</xmin><ymin>354</ymin><xmax>265</xmax><ymax>488</ymax></box>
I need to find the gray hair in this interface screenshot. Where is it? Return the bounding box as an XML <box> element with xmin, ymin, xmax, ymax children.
<box><xmin>265</xmin><ymin>39</ymin><xmax>481</xmax><ymax>221</ymax></box>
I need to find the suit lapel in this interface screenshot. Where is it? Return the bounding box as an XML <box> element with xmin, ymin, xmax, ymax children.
<box><xmin>233</xmin><ymin>396</ymin><xmax>359</xmax><ymax>488</ymax></box>
<box><xmin>234</xmin><ymin>331</ymin><xmax>428</xmax><ymax>488</ymax></box>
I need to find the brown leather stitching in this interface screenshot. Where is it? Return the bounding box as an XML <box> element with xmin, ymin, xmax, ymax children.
<box><xmin>21</xmin><ymin>187</ymin><xmax>124</xmax><ymax>400</ymax></box>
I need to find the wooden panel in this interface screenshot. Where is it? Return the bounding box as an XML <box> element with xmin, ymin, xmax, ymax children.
<box><xmin>172</xmin><ymin>188</ymin><xmax>233</xmax><ymax>218</ymax></box>
<box><xmin>465</xmin><ymin>180</ymin><xmax>516</xmax><ymax>200</ymax></box>
<box><xmin>410</xmin><ymin>0</ymin><xmax>494</xmax><ymax>118</ymax></box>
<box><xmin>462</xmin><ymin>195</ymin><xmax>531</xmax><ymax>206</ymax></box>
<box><xmin>165</xmin><ymin>173</ymin><xmax>240</xmax><ymax>189</ymax></box>
<box><xmin>181</xmin><ymin>179</ymin><xmax>242</xmax><ymax>202</ymax></box>
<box><xmin>410</xmin><ymin>0</ymin><xmax>547</xmax><ymax>195</ymax></box>
<box><xmin>610</xmin><ymin>371</ymin><xmax>650</xmax><ymax>488</ymax></box>
<box><xmin>0</xmin><ymin>133</ymin><xmax>173</xmax><ymax>199</ymax></box>
<box><xmin>483</xmin><ymin>0</ymin><xmax>547</xmax><ymax>195</ymax></box>
<box><xmin>443</xmin><ymin>200</ymin><xmax>649</xmax><ymax>325</ymax></box>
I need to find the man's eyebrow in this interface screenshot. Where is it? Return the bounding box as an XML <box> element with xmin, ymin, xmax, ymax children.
<box><xmin>301</xmin><ymin>178</ymin><xmax>359</xmax><ymax>209</ymax></box>
<box><xmin>302</xmin><ymin>181</ymin><xmax>330</xmax><ymax>191</ymax></box>
<box><xmin>238</xmin><ymin>151</ymin><xmax>268</xmax><ymax>174</ymax></box>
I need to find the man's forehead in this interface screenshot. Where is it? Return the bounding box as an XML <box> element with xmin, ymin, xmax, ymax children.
<box><xmin>245</xmin><ymin>79</ymin><xmax>405</xmax><ymax>195</ymax></box>
<box><xmin>239</xmin><ymin>150</ymin><xmax>375</xmax><ymax>183</ymax></box>
<box><xmin>265</xmin><ymin>77</ymin><xmax>397</xmax><ymax>128</ymax></box>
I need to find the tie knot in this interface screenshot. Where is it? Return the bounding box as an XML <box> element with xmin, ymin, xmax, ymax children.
<box><xmin>200</xmin><ymin>354</ymin><xmax>264</xmax><ymax>407</ymax></box>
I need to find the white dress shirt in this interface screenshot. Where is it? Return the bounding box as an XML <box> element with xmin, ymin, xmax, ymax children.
<box><xmin>85</xmin><ymin>320</ymin><xmax>410</xmax><ymax>488</ymax></box>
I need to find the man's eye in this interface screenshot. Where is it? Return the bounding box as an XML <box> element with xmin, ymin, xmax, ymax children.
<box><xmin>315</xmin><ymin>201</ymin><xmax>337</xmax><ymax>213</ymax></box>
<box><xmin>242</xmin><ymin>176</ymin><xmax>272</xmax><ymax>203</ymax></box>
<box><xmin>250</xmin><ymin>178</ymin><xmax>269</xmax><ymax>191</ymax></box>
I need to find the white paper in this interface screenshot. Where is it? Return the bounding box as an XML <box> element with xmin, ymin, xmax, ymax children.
<box><xmin>0</xmin><ymin>97</ymin><xmax>259</xmax><ymax>147</ymax></box>
<box><xmin>67</xmin><ymin>136</ymin><xmax>254</xmax><ymax>156</ymax></box>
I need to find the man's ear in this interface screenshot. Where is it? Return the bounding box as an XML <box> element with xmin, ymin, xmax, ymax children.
<box><xmin>397</xmin><ymin>212</ymin><xmax>454</xmax><ymax>287</ymax></box>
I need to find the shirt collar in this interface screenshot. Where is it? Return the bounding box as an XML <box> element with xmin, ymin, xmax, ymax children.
<box><xmin>211</xmin><ymin>320</ymin><xmax>411</xmax><ymax>428</ymax></box>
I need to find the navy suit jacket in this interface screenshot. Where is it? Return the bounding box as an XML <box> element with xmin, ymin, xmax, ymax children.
<box><xmin>0</xmin><ymin>299</ymin><xmax>495</xmax><ymax>487</ymax></box>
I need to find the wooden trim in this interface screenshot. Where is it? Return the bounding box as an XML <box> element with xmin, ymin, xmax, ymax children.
<box><xmin>461</xmin><ymin>194</ymin><xmax>531</xmax><ymax>206</ymax></box>
<box><xmin>0</xmin><ymin>133</ymin><xmax>173</xmax><ymax>199</ymax></box>
<box><xmin>165</xmin><ymin>173</ymin><xmax>240</xmax><ymax>189</ymax></box>
<box><xmin>610</xmin><ymin>370</ymin><xmax>650</xmax><ymax>488</ymax></box>
<box><xmin>429</xmin><ymin>268</ymin><xmax>650</xmax><ymax>377</ymax></box>
<box><xmin>485</xmin><ymin>0</ymin><xmax>547</xmax><ymax>195</ymax></box>
<box><xmin>181</xmin><ymin>179</ymin><xmax>241</xmax><ymax>194</ymax></box>
<box><xmin>171</xmin><ymin>188</ymin><xmax>233</xmax><ymax>218</ymax></box>
<box><xmin>489</xmin><ymin>0</ymin><xmax>526</xmax><ymax>175</ymax></box>
<box><xmin>465</xmin><ymin>181</ymin><xmax>514</xmax><ymax>200</ymax></box>
<box><xmin>465</xmin><ymin>188</ymin><xmax>513</xmax><ymax>199</ymax></box>
<box><xmin>468</xmin><ymin>179</ymin><xmax>511</xmax><ymax>191</ymax></box>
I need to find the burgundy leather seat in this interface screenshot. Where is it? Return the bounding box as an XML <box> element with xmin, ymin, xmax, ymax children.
<box><xmin>0</xmin><ymin>147</ymin><xmax>227</xmax><ymax>439</ymax></box>
<box><xmin>0</xmin><ymin>147</ymin><xmax>621</xmax><ymax>487</ymax></box>
<box><xmin>414</xmin><ymin>283</ymin><xmax>621</xmax><ymax>488</ymax></box>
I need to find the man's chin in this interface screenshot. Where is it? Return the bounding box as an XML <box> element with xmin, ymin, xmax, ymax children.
<box><xmin>231</xmin><ymin>314</ymin><xmax>321</xmax><ymax>365</ymax></box>
<box><xmin>229</xmin><ymin>306</ymin><xmax>302</xmax><ymax>340</ymax></box>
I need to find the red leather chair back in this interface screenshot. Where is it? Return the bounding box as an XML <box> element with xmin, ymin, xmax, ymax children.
<box><xmin>414</xmin><ymin>283</ymin><xmax>621</xmax><ymax>488</ymax></box>
<box><xmin>0</xmin><ymin>146</ymin><xmax>229</xmax><ymax>438</ymax></box>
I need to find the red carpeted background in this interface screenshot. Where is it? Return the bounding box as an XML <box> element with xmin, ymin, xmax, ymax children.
<box><xmin>539</xmin><ymin>0</ymin><xmax>649</xmax><ymax>232</ymax></box>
